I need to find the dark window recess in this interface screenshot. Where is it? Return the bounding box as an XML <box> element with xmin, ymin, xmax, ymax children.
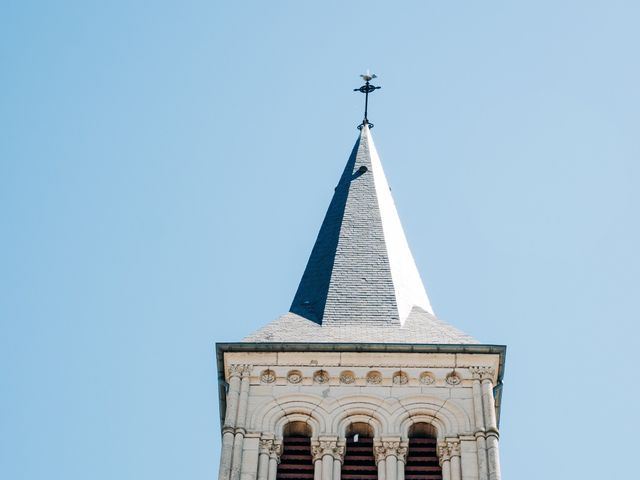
<box><xmin>277</xmin><ymin>435</ymin><xmax>314</xmax><ymax>479</ymax></box>
<box><xmin>342</xmin><ymin>436</ymin><xmax>377</xmax><ymax>480</ymax></box>
<box><xmin>405</xmin><ymin>436</ymin><xmax>442</xmax><ymax>480</ymax></box>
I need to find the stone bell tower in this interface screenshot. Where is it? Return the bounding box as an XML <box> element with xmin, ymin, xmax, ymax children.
<box><xmin>216</xmin><ymin>77</ymin><xmax>505</xmax><ymax>480</ymax></box>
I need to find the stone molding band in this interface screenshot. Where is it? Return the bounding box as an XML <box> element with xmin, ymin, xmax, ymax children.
<box><xmin>255</xmin><ymin>365</ymin><xmax>497</xmax><ymax>385</ymax></box>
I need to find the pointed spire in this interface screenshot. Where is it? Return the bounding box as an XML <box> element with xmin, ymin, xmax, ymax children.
<box><xmin>290</xmin><ymin>124</ymin><xmax>432</xmax><ymax>327</ymax></box>
<box><xmin>244</xmin><ymin>78</ymin><xmax>477</xmax><ymax>345</ymax></box>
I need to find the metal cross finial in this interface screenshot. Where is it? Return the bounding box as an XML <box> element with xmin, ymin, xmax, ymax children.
<box><xmin>354</xmin><ymin>70</ymin><xmax>381</xmax><ymax>129</ymax></box>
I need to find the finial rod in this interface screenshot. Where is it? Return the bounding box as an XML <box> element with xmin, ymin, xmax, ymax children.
<box><xmin>354</xmin><ymin>71</ymin><xmax>381</xmax><ymax>129</ymax></box>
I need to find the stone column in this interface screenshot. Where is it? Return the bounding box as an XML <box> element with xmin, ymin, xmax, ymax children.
<box><xmin>374</xmin><ymin>444</ymin><xmax>387</xmax><ymax>480</ymax></box>
<box><xmin>230</xmin><ymin>365</ymin><xmax>253</xmax><ymax>480</ymax></box>
<box><xmin>470</xmin><ymin>366</ymin><xmax>493</xmax><ymax>480</ymax></box>
<box><xmin>438</xmin><ymin>443</ymin><xmax>452</xmax><ymax>480</ymax></box>
<box><xmin>311</xmin><ymin>443</ymin><xmax>322</xmax><ymax>480</ymax></box>
<box><xmin>481</xmin><ymin>375</ymin><xmax>501</xmax><ymax>480</ymax></box>
<box><xmin>448</xmin><ymin>441</ymin><xmax>462</xmax><ymax>480</ymax></box>
<box><xmin>267</xmin><ymin>442</ymin><xmax>281</xmax><ymax>480</ymax></box>
<box><xmin>219</xmin><ymin>364</ymin><xmax>244</xmax><ymax>480</ymax></box>
<box><xmin>333</xmin><ymin>443</ymin><xmax>344</xmax><ymax>480</ymax></box>
<box><xmin>322</xmin><ymin>454</ymin><xmax>333</xmax><ymax>480</ymax></box>
<box><xmin>314</xmin><ymin>460</ymin><xmax>322</xmax><ymax>480</ymax></box>
<box><xmin>386</xmin><ymin>454</ymin><xmax>397</xmax><ymax>480</ymax></box>
<box><xmin>396</xmin><ymin>443</ymin><xmax>408</xmax><ymax>480</ymax></box>
<box><xmin>332</xmin><ymin>455</ymin><xmax>342</xmax><ymax>480</ymax></box>
<box><xmin>257</xmin><ymin>438</ymin><xmax>272</xmax><ymax>480</ymax></box>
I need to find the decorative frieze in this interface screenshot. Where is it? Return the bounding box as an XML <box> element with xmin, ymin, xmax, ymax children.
<box><xmin>249</xmin><ymin>367</ymin><xmax>487</xmax><ymax>385</ymax></box>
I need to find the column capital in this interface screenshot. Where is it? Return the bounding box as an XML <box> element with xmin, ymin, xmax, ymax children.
<box><xmin>228</xmin><ymin>364</ymin><xmax>252</xmax><ymax>379</ymax></box>
<box><xmin>268</xmin><ymin>441</ymin><xmax>282</xmax><ymax>463</ymax></box>
<box><xmin>259</xmin><ymin>438</ymin><xmax>274</xmax><ymax>455</ymax></box>
<box><xmin>447</xmin><ymin>440</ymin><xmax>461</xmax><ymax>458</ymax></box>
<box><xmin>469</xmin><ymin>366</ymin><xmax>495</xmax><ymax>380</ymax></box>
<box><xmin>374</xmin><ymin>439</ymin><xmax>408</xmax><ymax>463</ymax></box>
<box><xmin>437</xmin><ymin>442</ymin><xmax>451</xmax><ymax>464</ymax></box>
<box><xmin>374</xmin><ymin>445</ymin><xmax>387</xmax><ymax>465</ymax></box>
<box><xmin>311</xmin><ymin>439</ymin><xmax>344</xmax><ymax>462</ymax></box>
<box><xmin>396</xmin><ymin>444</ymin><xmax>408</xmax><ymax>463</ymax></box>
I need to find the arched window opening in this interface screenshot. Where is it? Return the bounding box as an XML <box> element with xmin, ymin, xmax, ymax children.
<box><xmin>342</xmin><ymin>422</ymin><xmax>376</xmax><ymax>480</ymax></box>
<box><xmin>406</xmin><ymin>423</ymin><xmax>442</xmax><ymax>480</ymax></box>
<box><xmin>278</xmin><ymin>421</ymin><xmax>313</xmax><ymax>479</ymax></box>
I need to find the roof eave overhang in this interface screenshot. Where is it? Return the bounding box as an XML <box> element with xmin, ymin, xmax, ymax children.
<box><xmin>215</xmin><ymin>342</ymin><xmax>507</xmax><ymax>432</ymax></box>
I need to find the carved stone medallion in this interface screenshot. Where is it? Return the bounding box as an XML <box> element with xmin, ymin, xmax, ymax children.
<box><xmin>366</xmin><ymin>371</ymin><xmax>382</xmax><ymax>384</ymax></box>
<box><xmin>260</xmin><ymin>369</ymin><xmax>276</xmax><ymax>383</ymax></box>
<box><xmin>392</xmin><ymin>371</ymin><xmax>408</xmax><ymax>385</ymax></box>
<box><xmin>419</xmin><ymin>371</ymin><xmax>435</xmax><ymax>385</ymax></box>
<box><xmin>313</xmin><ymin>370</ymin><xmax>329</xmax><ymax>384</ymax></box>
<box><xmin>446</xmin><ymin>371</ymin><xmax>461</xmax><ymax>385</ymax></box>
<box><xmin>339</xmin><ymin>371</ymin><xmax>356</xmax><ymax>384</ymax></box>
<box><xmin>287</xmin><ymin>370</ymin><xmax>303</xmax><ymax>384</ymax></box>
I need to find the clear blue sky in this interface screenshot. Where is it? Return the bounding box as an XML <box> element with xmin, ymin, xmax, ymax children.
<box><xmin>1</xmin><ymin>1</ymin><xmax>639</xmax><ymax>478</ymax></box>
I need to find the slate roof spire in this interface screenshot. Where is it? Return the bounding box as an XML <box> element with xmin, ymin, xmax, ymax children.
<box><xmin>244</xmin><ymin>124</ymin><xmax>477</xmax><ymax>344</ymax></box>
<box><xmin>290</xmin><ymin>124</ymin><xmax>433</xmax><ymax>327</ymax></box>
<box><xmin>244</xmin><ymin>76</ymin><xmax>477</xmax><ymax>344</ymax></box>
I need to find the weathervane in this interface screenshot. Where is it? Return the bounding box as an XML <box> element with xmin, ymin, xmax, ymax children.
<box><xmin>354</xmin><ymin>70</ymin><xmax>381</xmax><ymax>129</ymax></box>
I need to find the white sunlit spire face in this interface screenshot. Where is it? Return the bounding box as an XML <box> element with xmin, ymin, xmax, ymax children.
<box><xmin>363</xmin><ymin>126</ymin><xmax>433</xmax><ymax>324</ymax></box>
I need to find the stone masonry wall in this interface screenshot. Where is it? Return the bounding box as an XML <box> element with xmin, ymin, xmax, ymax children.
<box><xmin>218</xmin><ymin>351</ymin><xmax>502</xmax><ymax>480</ymax></box>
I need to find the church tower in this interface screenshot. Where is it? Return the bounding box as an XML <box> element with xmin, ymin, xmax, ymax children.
<box><xmin>216</xmin><ymin>76</ymin><xmax>505</xmax><ymax>480</ymax></box>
